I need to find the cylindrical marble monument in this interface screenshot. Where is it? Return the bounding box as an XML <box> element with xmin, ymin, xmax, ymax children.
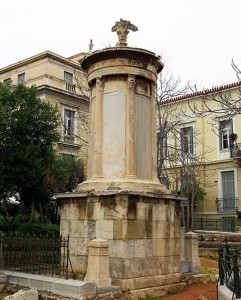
<box><xmin>76</xmin><ymin>30</ymin><xmax>168</xmax><ymax>194</ymax></box>
<box><xmin>58</xmin><ymin>20</ymin><xmax>183</xmax><ymax>296</ymax></box>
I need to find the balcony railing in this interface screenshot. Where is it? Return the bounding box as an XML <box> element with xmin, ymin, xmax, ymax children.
<box><xmin>230</xmin><ymin>142</ymin><xmax>241</xmax><ymax>158</ymax></box>
<box><xmin>65</xmin><ymin>82</ymin><xmax>76</xmax><ymax>92</ymax></box>
<box><xmin>63</xmin><ymin>135</ymin><xmax>74</xmax><ymax>144</ymax></box>
<box><xmin>216</xmin><ymin>197</ymin><xmax>238</xmax><ymax>212</ymax></box>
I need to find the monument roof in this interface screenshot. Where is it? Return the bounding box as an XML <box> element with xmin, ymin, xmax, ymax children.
<box><xmin>80</xmin><ymin>47</ymin><xmax>163</xmax><ymax>74</ymax></box>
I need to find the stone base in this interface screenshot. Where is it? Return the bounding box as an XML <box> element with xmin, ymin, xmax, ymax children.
<box><xmin>58</xmin><ymin>189</ymin><xmax>183</xmax><ymax>291</ymax></box>
<box><xmin>75</xmin><ymin>178</ymin><xmax>169</xmax><ymax>194</ymax></box>
<box><xmin>112</xmin><ymin>273</ymin><xmax>181</xmax><ymax>291</ymax></box>
<box><xmin>1</xmin><ymin>270</ymin><xmax>96</xmax><ymax>299</ymax></box>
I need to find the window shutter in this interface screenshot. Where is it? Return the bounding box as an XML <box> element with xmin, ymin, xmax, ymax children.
<box><xmin>190</xmin><ymin>126</ymin><xmax>193</xmax><ymax>154</ymax></box>
<box><xmin>219</xmin><ymin>122</ymin><xmax>223</xmax><ymax>150</ymax></box>
<box><xmin>64</xmin><ymin>110</ymin><xmax>67</xmax><ymax>134</ymax></box>
<box><xmin>70</xmin><ymin>111</ymin><xmax>74</xmax><ymax>135</ymax></box>
<box><xmin>180</xmin><ymin>128</ymin><xmax>184</xmax><ymax>152</ymax></box>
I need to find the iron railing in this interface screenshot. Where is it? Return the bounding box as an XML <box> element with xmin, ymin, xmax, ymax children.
<box><xmin>1</xmin><ymin>233</ymin><xmax>73</xmax><ymax>279</ymax></box>
<box><xmin>216</xmin><ymin>197</ymin><xmax>238</xmax><ymax>211</ymax></box>
<box><xmin>230</xmin><ymin>142</ymin><xmax>241</xmax><ymax>158</ymax></box>
<box><xmin>218</xmin><ymin>243</ymin><xmax>241</xmax><ymax>299</ymax></box>
<box><xmin>63</xmin><ymin>135</ymin><xmax>74</xmax><ymax>144</ymax></box>
<box><xmin>65</xmin><ymin>82</ymin><xmax>76</xmax><ymax>92</ymax></box>
<box><xmin>194</xmin><ymin>217</ymin><xmax>236</xmax><ymax>232</ymax></box>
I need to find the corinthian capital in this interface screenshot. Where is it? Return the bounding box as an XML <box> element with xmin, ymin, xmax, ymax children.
<box><xmin>96</xmin><ymin>77</ymin><xmax>104</xmax><ymax>90</ymax></box>
<box><xmin>127</xmin><ymin>75</ymin><xmax>136</xmax><ymax>89</ymax></box>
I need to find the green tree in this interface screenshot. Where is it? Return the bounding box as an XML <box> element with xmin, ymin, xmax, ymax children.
<box><xmin>49</xmin><ymin>154</ymin><xmax>85</xmax><ymax>193</ymax></box>
<box><xmin>0</xmin><ymin>82</ymin><xmax>60</xmax><ymax>221</ymax></box>
<box><xmin>178</xmin><ymin>174</ymin><xmax>207</xmax><ymax>231</ymax></box>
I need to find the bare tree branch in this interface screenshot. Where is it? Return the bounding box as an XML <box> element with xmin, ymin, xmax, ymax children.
<box><xmin>183</xmin><ymin>61</ymin><xmax>241</xmax><ymax>119</ymax></box>
<box><xmin>156</xmin><ymin>68</ymin><xmax>214</xmax><ymax>231</ymax></box>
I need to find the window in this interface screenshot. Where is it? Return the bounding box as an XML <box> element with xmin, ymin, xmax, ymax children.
<box><xmin>217</xmin><ymin>170</ymin><xmax>237</xmax><ymax>211</ymax></box>
<box><xmin>181</xmin><ymin>172</ymin><xmax>195</xmax><ymax>189</ymax></box>
<box><xmin>219</xmin><ymin>119</ymin><xmax>232</xmax><ymax>150</ymax></box>
<box><xmin>18</xmin><ymin>73</ymin><xmax>25</xmax><ymax>84</ymax></box>
<box><xmin>64</xmin><ymin>109</ymin><xmax>75</xmax><ymax>136</ymax></box>
<box><xmin>158</xmin><ymin>131</ymin><xmax>168</xmax><ymax>159</ymax></box>
<box><xmin>181</xmin><ymin>126</ymin><xmax>193</xmax><ymax>154</ymax></box>
<box><xmin>159</xmin><ymin>175</ymin><xmax>169</xmax><ymax>189</ymax></box>
<box><xmin>3</xmin><ymin>78</ymin><xmax>11</xmax><ymax>85</ymax></box>
<box><xmin>64</xmin><ymin>72</ymin><xmax>73</xmax><ymax>84</ymax></box>
<box><xmin>222</xmin><ymin>171</ymin><xmax>235</xmax><ymax>210</ymax></box>
<box><xmin>64</xmin><ymin>71</ymin><xmax>75</xmax><ymax>92</ymax></box>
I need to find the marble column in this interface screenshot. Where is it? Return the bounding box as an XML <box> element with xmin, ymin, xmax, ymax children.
<box><xmin>151</xmin><ymin>82</ymin><xmax>159</xmax><ymax>182</ymax></box>
<box><xmin>125</xmin><ymin>74</ymin><xmax>136</xmax><ymax>178</ymax></box>
<box><xmin>92</xmin><ymin>77</ymin><xmax>104</xmax><ymax>179</ymax></box>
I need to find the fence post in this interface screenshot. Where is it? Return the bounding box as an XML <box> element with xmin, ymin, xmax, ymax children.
<box><xmin>0</xmin><ymin>231</ymin><xmax>4</xmax><ymax>269</ymax></box>
<box><xmin>85</xmin><ymin>238</ymin><xmax>111</xmax><ymax>288</ymax></box>
<box><xmin>233</xmin><ymin>251</ymin><xmax>240</xmax><ymax>299</ymax></box>
<box><xmin>232</xmin><ymin>218</ymin><xmax>236</xmax><ymax>232</ymax></box>
<box><xmin>225</xmin><ymin>243</ymin><xmax>231</xmax><ymax>284</ymax></box>
<box><xmin>185</xmin><ymin>231</ymin><xmax>201</xmax><ymax>274</ymax></box>
<box><xmin>218</xmin><ymin>244</ymin><xmax>224</xmax><ymax>285</ymax></box>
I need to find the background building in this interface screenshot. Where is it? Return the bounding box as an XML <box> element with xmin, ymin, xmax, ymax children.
<box><xmin>3</xmin><ymin>49</ymin><xmax>241</xmax><ymax>232</ymax></box>
<box><xmin>0</xmin><ymin>51</ymin><xmax>89</xmax><ymax>160</ymax></box>
<box><xmin>159</xmin><ymin>82</ymin><xmax>241</xmax><ymax>231</ymax></box>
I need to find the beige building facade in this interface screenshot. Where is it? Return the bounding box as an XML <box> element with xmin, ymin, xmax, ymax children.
<box><xmin>159</xmin><ymin>82</ymin><xmax>241</xmax><ymax>231</ymax></box>
<box><xmin>0</xmin><ymin>51</ymin><xmax>89</xmax><ymax>159</ymax></box>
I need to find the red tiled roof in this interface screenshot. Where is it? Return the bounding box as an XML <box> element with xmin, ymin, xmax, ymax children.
<box><xmin>160</xmin><ymin>81</ymin><xmax>241</xmax><ymax>105</ymax></box>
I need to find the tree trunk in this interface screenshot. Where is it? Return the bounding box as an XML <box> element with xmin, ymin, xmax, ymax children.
<box><xmin>186</xmin><ymin>197</ymin><xmax>190</xmax><ymax>231</ymax></box>
<box><xmin>29</xmin><ymin>202</ymin><xmax>36</xmax><ymax>223</ymax></box>
<box><xmin>181</xmin><ymin>201</ymin><xmax>186</xmax><ymax>230</ymax></box>
<box><xmin>190</xmin><ymin>190</ymin><xmax>195</xmax><ymax>231</ymax></box>
<box><xmin>38</xmin><ymin>203</ymin><xmax>45</xmax><ymax>224</ymax></box>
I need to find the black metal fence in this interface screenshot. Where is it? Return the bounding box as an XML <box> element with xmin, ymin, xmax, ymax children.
<box><xmin>1</xmin><ymin>233</ymin><xmax>73</xmax><ymax>279</ymax></box>
<box><xmin>194</xmin><ymin>217</ymin><xmax>236</xmax><ymax>232</ymax></box>
<box><xmin>218</xmin><ymin>243</ymin><xmax>241</xmax><ymax>299</ymax></box>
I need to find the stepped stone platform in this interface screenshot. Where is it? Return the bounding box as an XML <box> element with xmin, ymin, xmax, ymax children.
<box><xmin>0</xmin><ymin>270</ymin><xmax>96</xmax><ymax>299</ymax></box>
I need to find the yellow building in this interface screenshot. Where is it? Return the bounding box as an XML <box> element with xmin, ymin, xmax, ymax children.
<box><xmin>0</xmin><ymin>51</ymin><xmax>89</xmax><ymax>159</ymax></box>
<box><xmin>159</xmin><ymin>82</ymin><xmax>241</xmax><ymax>231</ymax></box>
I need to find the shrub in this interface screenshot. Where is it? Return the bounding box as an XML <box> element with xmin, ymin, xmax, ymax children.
<box><xmin>0</xmin><ymin>214</ymin><xmax>60</xmax><ymax>236</ymax></box>
<box><xmin>17</xmin><ymin>223</ymin><xmax>60</xmax><ymax>235</ymax></box>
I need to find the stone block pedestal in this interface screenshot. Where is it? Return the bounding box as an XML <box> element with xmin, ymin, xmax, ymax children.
<box><xmin>185</xmin><ymin>231</ymin><xmax>201</xmax><ymax>274</ymax></box>
<box><xmin>59</xmin><ymin>190</ymin><xmax>182</xmax><ymax>291</ymax></box>
<box><xmin>84</xmin><ymin>238</ymin><xmax>111</xmax><ymax>288</ymax></box>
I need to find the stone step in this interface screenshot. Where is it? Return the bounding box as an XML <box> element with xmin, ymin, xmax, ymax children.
<box><xmin>0</xmin><ymin>270</ymin><xmax>96</xmax><ymax>299</ymax></box>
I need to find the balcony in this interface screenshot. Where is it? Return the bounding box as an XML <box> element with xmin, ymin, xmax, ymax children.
<box><xmin>63</xmin><ymin>135</ymin><xmax>74</xmax><ymax>144</ymax></box>
<box><xmin>65</xmin><ymin>82</ymin><xmax>76</xmax><ymax>93</ymax></box>
<box><xmin>230</xmin><ymin>142</ymin><xmax>241</xmax><ymax>166</ymax></box>
<box><xmin>216</xmin><ymin>197</ymin><xmax>238</xmax><ymax>212</ymax></box>
<box><xmin>230</xmin><ymin>142</ymin><xmax>241</xmax><ymax>157</ymax></box>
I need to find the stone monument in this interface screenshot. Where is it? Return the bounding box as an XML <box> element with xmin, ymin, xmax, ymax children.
<box><xmin>58</xmin><ymin>19</ymin><xmax>184</xmax><ymax>295</ymax></box>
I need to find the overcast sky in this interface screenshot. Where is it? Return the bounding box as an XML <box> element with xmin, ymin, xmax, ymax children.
<box><xmin>1</xmin><ymin>0</ymin><xmax>240</xmax><ymax>89</ymax></box>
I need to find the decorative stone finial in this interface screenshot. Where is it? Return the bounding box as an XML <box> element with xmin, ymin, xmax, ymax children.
<box><xmin>112</xmin><ymin>19</ymin><xmax>138</xmax><ymax>47</ymax></box>
<box><xmin>89</xmin><ymin>39</ymin><xmax>94</xmax><ymax>53</ymax></box>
